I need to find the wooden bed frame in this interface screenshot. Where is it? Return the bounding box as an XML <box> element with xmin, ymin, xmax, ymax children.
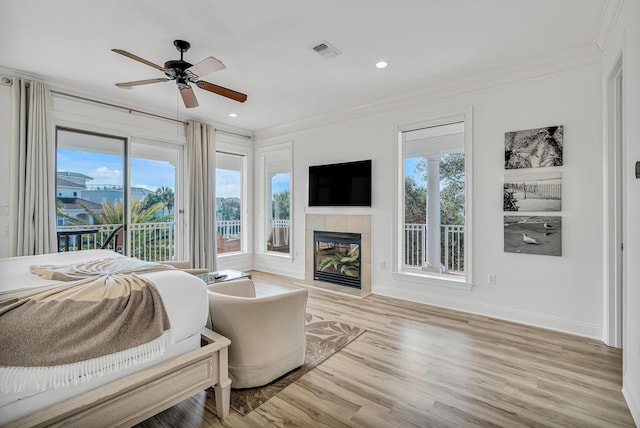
<box><xmin>5</xmin><ymin>328</ymin><xmax>231</xmax><ymax>428</ymax></box>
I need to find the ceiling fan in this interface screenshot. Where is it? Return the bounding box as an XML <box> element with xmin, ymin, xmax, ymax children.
<box><xmin>112</xmin><ymin>40</ymin><xmax>247</xmax><ymax>108</ymax></box>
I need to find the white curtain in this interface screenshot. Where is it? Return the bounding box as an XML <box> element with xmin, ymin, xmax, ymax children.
<box><xmin>186</xmin><ymin>120</ymin><xmax>217</xmax><ymax>270</ymax></box>
<box><xmin>9</xmin><ymin>79</ymin><xmax>56</xmax><ymax>256</ymax></box>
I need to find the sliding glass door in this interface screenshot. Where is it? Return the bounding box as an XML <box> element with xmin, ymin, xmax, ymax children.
<box><xmin>55</xmin><ymin>128</ymin><xmax>181</xmax><ymax>261</ymax></box>
<box><xmin>130</xmin><ymin>138</ymin><xmax>181</xmax><ymax>261</ymax></box>
<box><xmin>56</xmin><ymin>128</ymin><xmax>126</xmax><ymax>253</ymax></box>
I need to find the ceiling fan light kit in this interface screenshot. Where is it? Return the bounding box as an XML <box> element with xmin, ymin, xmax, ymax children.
<box><xmin>112</xmin><ymin>39</ymin><xmax>247</xmax><ymax>108</ymax></box>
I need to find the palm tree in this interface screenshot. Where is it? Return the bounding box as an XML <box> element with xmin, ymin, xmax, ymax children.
<box><xmin>62</xmin><ymin>197</ymin><xmax>164</xmax><ymax>225</ymax></box>
<box><xmin>155</xmin><ymin>186</ymin><xmax>175</xmax><ymax>217</ymax></box>
<box><xmin>60</xmin><ymin>198</ymin><xmax>170</xmax><ymax>261</ymax></box>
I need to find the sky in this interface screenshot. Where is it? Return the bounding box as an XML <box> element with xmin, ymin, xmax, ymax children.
<box><xmin>57</xmin><ymin>148</ymin><xmax>291</xmax><ymax>199</ymax></box>
<box><xmin>405</xmin><ymin>157</ymin><xmax>426</xmax><ymax>185</ymax></box>
<box><xmin>271</xmin><ymin>172</ymin><xmax>290</xmax><ymax>194</ymax></box>
<box><xmin>57</xmin><ymin>148</ymin><xmax>176</xmax><ymax>191</ymax></box>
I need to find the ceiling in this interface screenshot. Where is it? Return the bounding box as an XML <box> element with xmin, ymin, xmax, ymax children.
<box><xmin>0</xmin><ymin>0</ymin><xmax>608</xmax><ymax>134</ymax></box>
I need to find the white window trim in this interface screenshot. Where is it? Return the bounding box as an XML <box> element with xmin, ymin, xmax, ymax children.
<box><xmin>393</xmin><ymin>105</ymin><xmax>474</xmax><ymax>288</ymax></box>
<box><xmin>255</xmin><ymin>141</ymin><xmax>293</xmax><ymax>259</ymax></box>
<box><xmin>216</xmin><ymin>138</ymin><xmax>252</xmax><ymax>257</ymax></box>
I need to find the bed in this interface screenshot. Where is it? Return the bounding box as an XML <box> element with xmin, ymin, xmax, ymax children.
<box><xmin>0</xmin><ymin>250</ymin><xmax>231</xmax><ymax>427</ymax></box>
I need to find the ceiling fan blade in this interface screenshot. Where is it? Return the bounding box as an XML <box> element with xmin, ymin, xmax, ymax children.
<box><xmin>115</xmin><ymin>78</ymin><xmax>170</xmax><ymax>88</ymax></box>
<box><xmin>112</xmin><ymin>49</ymin><xmax>165</xmax><ymax>71</ymax></box>
<box><xmin>180</xmin><ymin>86</ymin><xmax>199</xmax><ymax>108</ymax></box>
<box><xmin>196</xmin><ymin>80</ymin><xmax>247</xmax><ymax>103</ymax></box>
<box><xmin>186</xmin><ymin>56</ymin><xmax>226</xmax><ymax>78</ymax></box>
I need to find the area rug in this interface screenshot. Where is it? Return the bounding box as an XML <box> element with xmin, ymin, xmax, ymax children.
<box><xmin>229</xmin><ymin>313</ymin><xmax>365</xmax><ymax>415</ymax></box>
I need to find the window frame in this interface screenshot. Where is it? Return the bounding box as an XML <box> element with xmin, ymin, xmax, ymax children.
<box><xmin>255</xmin><ymin>142</ymin><xmax>293</xmax><ymax>258</ymax></box>
<box><xmin>130</xmin><ymin>136</ymin><xmax>184</xmax><ymax>260</ymax></box>
<box><xmin>55</xmin><ymin>127</ymin><xmax>184</xmax><ymax>261</ymax></box>
<box><xmin>393</xmin><ymin>106</ymin><xmax>474</xmax><ymax>289</ymax></box>
<box><xmin>215</xmin><ymin>138</ymin><xmax>252</xmax><ymax>257</ymax></box>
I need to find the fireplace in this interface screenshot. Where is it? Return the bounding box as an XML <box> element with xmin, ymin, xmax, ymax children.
<box><xmin>313</xmin><ymin>231</ymin><xmax>362</xmax><ymax>288</ymax></box>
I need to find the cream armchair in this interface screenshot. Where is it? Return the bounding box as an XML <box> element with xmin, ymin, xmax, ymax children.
<box><xmin>158</xmin><ymin>260</ymin><xmax>208</xmax><ymax>276</ymax></box>
<box><xmin>206</xmin><ymin>278</ymin><xmax>308</xmax><ymax>388</ymax></box>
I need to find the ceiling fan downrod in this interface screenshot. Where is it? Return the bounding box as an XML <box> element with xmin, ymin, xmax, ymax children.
<box><xmin>164</xmin><ymin>40</ymin><xmax>194</xmax><ymax>82</ymax></box>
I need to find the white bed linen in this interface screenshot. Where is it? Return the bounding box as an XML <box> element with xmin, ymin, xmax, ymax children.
<box><xmin>0</xmin><ymin>250</ymin><xmax>208</xmax><ymax>343</ymax></box>
<box><xmin>0</xmin><ymin>250</ymin><xmax>208</xmax><ymax>423</ymax></box>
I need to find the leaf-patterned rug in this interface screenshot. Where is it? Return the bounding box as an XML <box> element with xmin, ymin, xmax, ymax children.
<box><xmin>229</xmin><ymin>313</ymin><xmax>365</xmax><ymax>415</ymax></box>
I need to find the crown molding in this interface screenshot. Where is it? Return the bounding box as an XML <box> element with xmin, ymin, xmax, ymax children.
<box><xmin>0</xmin><ymin>65</ymin><xmax>254</xmax><ymax>140</ymax></box>
<box><xmin>595</xmin><ymin>0</ymin><xmax>625</xmax><ymax>49</ymax></box>
<box><xmin>254</xmin><ymin>44</ymin><xmax>603</xmax><ymax>141</ymax></box>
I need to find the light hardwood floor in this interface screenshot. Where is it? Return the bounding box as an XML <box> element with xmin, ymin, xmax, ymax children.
<box><xmin>137</xmin><ymin>270</ymin><xmax>635</xmax><ymax>427</ymax></box>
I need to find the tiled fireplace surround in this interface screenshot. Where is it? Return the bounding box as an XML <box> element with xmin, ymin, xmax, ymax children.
<box><xmin>304</xmin><ymin>214</ymin><xmax>371</xmax><ymax>295</ymax></box>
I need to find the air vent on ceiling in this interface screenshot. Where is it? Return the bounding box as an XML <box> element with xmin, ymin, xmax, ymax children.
<box><xmin>312</xmin><ymin>40</ymin><xmax>342</xmax><ymax>59</ymax></box>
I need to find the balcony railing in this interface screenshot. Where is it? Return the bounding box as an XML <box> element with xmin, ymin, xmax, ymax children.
<box><xmin>57</xmin><ymin>222</ymin><xmax>175</xmax><ymax>262</ymax></box>
<box><xmin>271</xmin><ymin>219</ymin><xmax>289</xmax><ymax>247</ymax></box>
<box><xmin>57</xmin><ymin>221</ymin><xmax>463</xmax><ymax>271</ymax></box>
<box><xmin>58</xmin><ymin>220</ymin><xmax>245</xmax><ymax>260</ymax></box>
<box><xmin>217</xmin><ymin>219</ymin><xmax>291</xmax><ymax>254</ymax></box>
<box><xmin>217</xmin><ymin>220</ymin><xmax>241</xmax><ymax>240</ymax></box>
<box><xmin>404</xmin><ymin>224</ymin><xmax>465</xmax><ymax>273</ymax></box>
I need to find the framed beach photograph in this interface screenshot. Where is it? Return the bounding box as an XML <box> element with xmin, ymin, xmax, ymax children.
<box><xmin>504</xmin><ymin>215</ymin><xmax>562</xmax><ymax>256</ymax></box>
<box><xmin>503</xmin><ymin>171</ymin><xmax>562</xmax><ymax>212</ymax></box>
<box><xmin>505</xmin><ymin>125</ymin><xmax>563</xmax><ymax>169</ymax></box>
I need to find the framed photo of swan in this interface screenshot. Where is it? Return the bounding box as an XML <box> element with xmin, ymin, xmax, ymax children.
<box><xmin>505</xmin><ymin>125</ymin><xmax>563</xmax><ymax>169</ymax></box>
<box><xmin>504</xmin><ymin>215</ymin><xmax>562</xmax><ymax>256</ymax></box>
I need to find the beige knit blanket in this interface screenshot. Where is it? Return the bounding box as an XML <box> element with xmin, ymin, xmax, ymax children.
<box><xmin>0</xmin><ymin>257</ymin><xmax>175</xmax><ymax>393</ymax></box>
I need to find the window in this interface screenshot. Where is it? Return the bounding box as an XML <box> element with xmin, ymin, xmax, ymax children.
<box><xmin>397</xmin><ymin>112</ymin><xmax>472</xmax><ymax>284</ymax></box>
<box><xmin>55</xmin><ymin>128</ymin><xmax>181</xmax><ymax>261</ymax></box>
<box><xmin>56</xmin><ymin>128</ymin><xmax>126</xmax><ymax>254</ymax></box>
<box><xmin>257</xmin><ymin>144</ymin><xmax>292</xmax><ymax>255</ymax></box>
<box><xmin>216</xmin><ymin>152</ymin><xmax>245</xmax><ymax>254</ymax></box>
<box><xmin>130</xmin><ymin>138</ymin><xmax>181</xmax><ymax>261</ymax></box>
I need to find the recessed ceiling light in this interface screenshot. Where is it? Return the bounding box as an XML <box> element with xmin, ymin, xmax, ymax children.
<box><xmin>375</xmin><ymin>60</ymin><xmax>389</xmax><ymax>69</ymax></box>
<box><xmin>229</xmin><ymin>113</ymin><xmax>238</xmax><ymax>117</ymax></box>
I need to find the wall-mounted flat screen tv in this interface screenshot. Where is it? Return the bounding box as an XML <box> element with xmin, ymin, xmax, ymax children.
<box><xmin>308</xmin><ymin>159</ymin><xmax>372</xmax><ymax>207</ymax></box>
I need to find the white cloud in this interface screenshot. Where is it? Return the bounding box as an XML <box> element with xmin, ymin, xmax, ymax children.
<box><xmin>92</xmin><ymin>166</ymin><xmax>123</xmax><ymax>184</ymax></box>
<box><xmin>216</xmin><ymin>170</ymin><xmax>240</xmax><ymax>198</ymax></box>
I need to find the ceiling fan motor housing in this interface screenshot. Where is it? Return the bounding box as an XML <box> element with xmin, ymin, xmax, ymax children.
<box><xmin>164</xmin><ymin>59</ymin><xmax>199</xmax><ymax>83</ymax></box>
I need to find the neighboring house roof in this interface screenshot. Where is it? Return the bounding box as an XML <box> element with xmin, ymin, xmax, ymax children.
<box><xmin>57</xmin><ymin>197</ymin><xmax>102</xmax><ymax>211</ymax></box>
<box><xmin>57</xmin><ymin>171</ymin><xmax>93</xmax><ymax>181</ymax></box>
<box><xmin>56</xmin><ymin>177</ymin><xmax>85</xmax><ymax>188</ymax></box>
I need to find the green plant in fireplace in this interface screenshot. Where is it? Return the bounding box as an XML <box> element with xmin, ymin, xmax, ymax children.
<box><xmin>318</xmin><ymin>244</ymin><xmax>360</xmax><ymax>277</ymax></box>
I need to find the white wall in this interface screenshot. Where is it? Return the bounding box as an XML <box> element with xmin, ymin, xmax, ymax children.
<box><xmin>256</xmin><ymin>61</ymin><xmax>605</xmax><ymax>339</ymax></box>
<box><xmin>602</xmin><ymin>0</ymin><xmax>640</xmax><ymax>423</ymax></box>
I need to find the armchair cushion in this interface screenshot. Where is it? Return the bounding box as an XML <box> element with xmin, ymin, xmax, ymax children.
<box><xmin>159</xmin><ymin>260</ymin><xmax>208</xmax><ymax>276</ymax></box>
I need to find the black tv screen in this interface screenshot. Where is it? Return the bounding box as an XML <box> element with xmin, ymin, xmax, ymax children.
<box><xmin>308</xmin><ymin>160</ymin><xmax>372</xmax><ymax>207</ymax></box>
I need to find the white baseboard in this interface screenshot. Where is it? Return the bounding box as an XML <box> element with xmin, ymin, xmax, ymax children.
<box><xmin>373</xmin><ymin>285</ymin><xmax>602</xmax><ymax>339</ymax></box>
<box><xmin>252</xmin><ymin>255</ymin><xmax>304</xmax><ymax>279</ymax></box>
<box><xmin>623</xmin><ymin>383</ymin><xmax>640</xmax><ymax>426</ymax></box>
